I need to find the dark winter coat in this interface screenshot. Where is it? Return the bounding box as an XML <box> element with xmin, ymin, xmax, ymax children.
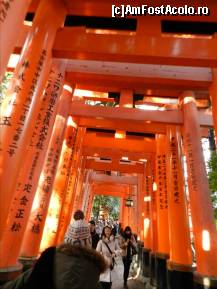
<box><xmin>119</xmin><ymin>234</ymin><xmax>137</xmax><ymax>258</ymax></box>
<box><xmin>91</xmin><ymin>230</ymin><xmax>100</xmax><ymax>249</ymax></box>
<box><xmin>1</xmin><ymin>244</ymin><xmax>107</xmax><ymax>289</ymax></box>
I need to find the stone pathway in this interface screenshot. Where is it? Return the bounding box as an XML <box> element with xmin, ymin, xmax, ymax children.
<box><xmin>112</xmin><ymin>257</ymin><xmax>145</xmax><ymax>289</ymax></box>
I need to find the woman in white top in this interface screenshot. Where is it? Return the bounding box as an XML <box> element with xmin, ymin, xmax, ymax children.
<box><xmin>96</xmin><ymin>225</ymin><xmax>120</xmax><ymax>289</ymax></box>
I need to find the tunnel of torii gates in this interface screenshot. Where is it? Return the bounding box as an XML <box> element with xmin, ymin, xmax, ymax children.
<box><xmin>1</xmin><ymin>0</ymin><xmax>217</xmax><ymax>289</ymax></box>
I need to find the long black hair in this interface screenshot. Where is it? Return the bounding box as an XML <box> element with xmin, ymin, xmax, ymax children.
<box><xmin>123</xmin><ymin>226</ymin><xmax>132</xmax><ymax>239</ymax></box>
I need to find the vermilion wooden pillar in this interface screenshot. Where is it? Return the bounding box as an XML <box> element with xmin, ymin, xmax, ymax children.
<box><xmin>82</xmin><ymin>180</ymin><xmax>91</xmax><ymax>218</ymax></box>
<box><xmin>155</xmin><ymin>134</ymin><xmax>170</xmax><ymax>289</ymax></box>
<box><xmin>19</xmin><ymin>84</ymin><xmax>72</xmax><ymax>259</ymax></box>
<box><xmin>119</xmin><ymin>89</ymin><xmax>133</xmax><ymax>108</ymax></box>
<box><xmin>122</xmin><ymin>205</ymin><xmax>128</xmax><ymax>230</ymax></box>
<box><xmin>81</xmin><ymin>170</ymin><xmax>92</xmax><ymax>215</ymax></box>
<box><xmin>130</xmin><ymin>185</ymin><xmax>138</xmax><ymax>234</ymax></box>
<box><xmin>55</xmin><ymin>127</ymin><xmax>86</xmax><ymax>244</ymax></box>
<box><xmin>150</xmin><ymin>184</ymin><xmax>158</xmax><ymax>254</ymax></box>
<box><xmin>138</xmin><ymin>173</ymin><xmax>147</xmax><ymax>242</ymax></box>
<box><xmin>0</xmin><ymin>0</ymin><xmax>32</xmax><ymax>79</ymax></box>
<box><xmin>142</xmin><ymin>163</ymin><xmax>152</xmax><ymax>279</ymax></box>
<box><xmin>39</xmin><ymin>118</ymin><xmax>77</xmax><ymax>251</ymax></box>
<box><xmin>115</xmin><ymin>89</ymin><xmax>133</xmax><ymax>139</ymax></box>
<box><xmin>143</xmin><ymin>163</ymin><xmax>152</xmax><ymax>250</ymax></box>
<box><xmin>71</xmin><ymin>157</ymin><xmax>86</xmax><ymax>213</ymax></box>
<box><xmin>119</xmin><ymin>197</ymin><xmax>125</xmax><ymax>225</ymax></box>
<box><xmin>0</xmin><ymin>63</ymin><xmax>65</xmax><ymax>280</ymax></box>
<box><xmin>122</xmin><ymin>185</ymin><xmax>131</xmax><ymax>229</ymax></box>
<box><xmin>166</xmin><ymin>125</ymin><xmax>193</xmax><ymax>289</ymax></box>
<box><xmin>0</xmin><ymin>0</ymin><xmax>66</xmax><ymax>243</ymax></box>
<box><xmin>138</xmin><ymin>174</ymin><xmax>145</xmax><ymax>242</ymax></box>
<box><xmin>126</xmin><ymin>185</ymin><xmax>134</xmax><ymax>231</ymax></box>
<box><xmin>77</xmin><ymin>162</ymin><xmax>88</xmax><ymax>211</ymax></box>
<box><xmin>86</xmin><ymin>186</ymin><xmax>95</xmax><ymax>221</ymax></box>
<box><xmin>210</xmin><ymin>69</ymin><xmax>217</xmax><ymax>145</ymax></box>
<box><xmin>72</xmin><ymin>166</ymin><xmax>84</xmax><ymax>214</ymax></box>
<box><xmin>150</xmin><ymin>168</ymin><xmax>158</xmax><ymax>287</ymax></box>
<box><xmin>180</xmin><ymin>91</ymin><xmax>217</xmax><ymax>289</ymax></box>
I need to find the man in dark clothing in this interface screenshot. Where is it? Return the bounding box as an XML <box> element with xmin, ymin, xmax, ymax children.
<box><xmin>89</xmin><ymin>220</ymin><xmax>100</xmax><ymax>249</ymax></box>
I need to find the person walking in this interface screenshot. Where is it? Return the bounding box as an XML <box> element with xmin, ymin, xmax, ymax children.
<box><xmin>64</xmin><ymin>210</ymin><xmax>92</xmax><ymax>247</ymax></box>
<box><xmin>119</xmin><ymin>226</ymin><xmax>137</xmax><ymax>288</ymax></box>
<box><xmin>96</xmin><ymin>225</ymin><xmax>120</xmax><ymax>289</ymax></box>
<box><xmin>89</xmin><ymin>220</ymin><xmax>100</xmax><ymax>249</ymax></box>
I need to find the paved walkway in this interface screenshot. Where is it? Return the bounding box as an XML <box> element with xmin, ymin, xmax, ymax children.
<box><xmin>112</xmin><ymin>257</ymin><xmax>145</xmax><ymax>289</ymax></box>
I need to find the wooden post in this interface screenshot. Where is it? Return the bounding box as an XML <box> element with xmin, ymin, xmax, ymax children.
<box><xmin>71</xmin><ymin>157</ymin><xmax>86</xmax><ymax>213</ymax></box>
<box><xmin>155</xmin><ymin>134</ymin><xmax>170</xmax><ymax>289</ymax></box>
<box><xmin>0</xmin><ymin>0</ymin><xmax>66</xmax><ymax>243</ymax></box>
<box><xmin>166</xmin><ymin>125</ymin><xmax>194</xmax><ymax>289</ymax></box>
<box><xmin>119</xmin><ymin>197</ymin><xmax>125</xmax><ymax>225</ymax></box>
<box><xmin>39</xmin><ymin>117</ymin><xmax>77</xmax><ymax>251</ymax></box>
<box><xmin>0</xmin><ymin>0</ymin><xmax>32</xmax><ymax>79</ymax></box>
<box><xmin>81</xmin><ymin>170</ymin><xmax>92</xmax><ymax>215</ymax></box>
<box><xmin>86</xmin><ymin>186</ymin><xmax>95</xmax><ymax>221</ymax></box>
<box><xmin>55</xmin><ymin>127</ymin><xmax>86</xmax><ymax>244</ymax></box>
<box><xmin>19</xmin><ymin>84</ymin><xmax>72</xmax><ymax>259</ymax></box>
<box><xmin>150</xmin><ymin>166</ymin><xmax>158</xmax><ymax>287</ymax></box>
<box><xmin>180</xmin><ymin>91</ymin><xmax>217</xmax><ymax>289</ymax></box>
<box><xmin>115</xmin><ymin>89</ymin><xmax>133</xmax><ymax>138</ymax></box>
<box><xmin>138</xmin><ymin>174</ymin><xmax>145</xmax><ymax>241</ymax></box>
<box><xmin>142</xmin><ymin>163</ymin><xmax>152</xmax><ymax>279</ymax></box>
<box><xmin>143</xmin><ymin>163</ymin><xmax>152</xmax><ymax>250</ymax></box>
<box><xmin>210</xmin><ymin>68</ymin><xmax>217</xmax><ymax>146</ymax></box>
<box><xmin>0</xmin><ymin>62</ymin><xmax>65</xmax><ymax>279</ymax></box>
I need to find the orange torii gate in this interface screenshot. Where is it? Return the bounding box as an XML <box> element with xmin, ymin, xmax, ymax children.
<box><xmin>91</xmin><ymin>182</ymin><xmax>135</xmax><ymax>231</ymax></box>
<box><xmin>1</xmin><ymin>1</ymin><xmax>217</xmax><ymax>289</ymax></box>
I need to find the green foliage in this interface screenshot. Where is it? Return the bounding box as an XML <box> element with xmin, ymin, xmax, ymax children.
<box><xmin>208</xmin><ymin>151</ymin><xmax>217</xmax><ymax>220</ymax></box>
<box><xmin>92</xmin><ymin>195</ymin><xmax>120</xmax><ymax>220</ymax></box>
<box><xmin>0</xmin><ymin>72</ymin><xmax>13</xmax><ymax>104</ymax></box>
<box><xmin>94</xmin><ymin>101</ymin><xmax>117</xmax><ymax>107</ymax></box>
<box><xmin>86</xmin><ymin>100</ymin><xmax>117</xmax><ymax>107</ymax></box>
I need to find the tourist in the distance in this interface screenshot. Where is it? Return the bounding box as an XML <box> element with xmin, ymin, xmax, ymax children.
<box><xmin>89</xmin><ymin>220</ymin><xmax>100</xmax><ymax>249</ymax></box>
<box><xmin>64</xmin><ymin>209</ymin><xmax>92</xmax><ymax>247</ymax></box>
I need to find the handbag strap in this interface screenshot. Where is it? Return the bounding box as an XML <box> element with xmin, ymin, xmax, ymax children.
<box><xmin>103</xmin><ymin>241</ymin><xmax>113</xmax><ymax>255</ymax></box>
<box><xmin>103</xmin><ymin>241</ymin><xmax>117</xmax><ymax>265</ymax></box>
